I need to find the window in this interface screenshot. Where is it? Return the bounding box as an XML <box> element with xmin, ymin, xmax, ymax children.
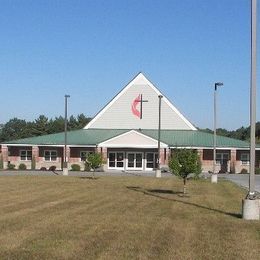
<box><xmin>108</xmin><ymin>152</ymin><xmax>124</xmax><ymax>168</ymax></box>
<box><xmin>44</xmin><ymin>150</ymin><xmax>57</xmax><ymax>161</ymax></box>
<box><xmin>20</xmin><ymin>150</ymin><xmax>32</xmax><ymax>161</ymax></box>
<box><xmin>216</xmin><ymin>153</ymin><xmax>229</xmax><ymax>165</ymax></box>
<box><xmin>80</xmin><ymin>151</ymin><xmax>93</xmax><ymax>161</ymax></box>
<box><xmin>146</xmin><ymin>153</ymin><xmax>158</xmax><ymax>169</ymax></box>
<box><xmin>241</xmin><ymin>153</ymin><xmax>249</xmax><ymax>165</ymax></box>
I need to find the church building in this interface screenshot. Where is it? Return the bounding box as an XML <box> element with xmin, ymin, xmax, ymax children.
<box><xmin>0</xmin><ymin>73</ymin><xmax>257</xmax><ymax>173</ymax></box>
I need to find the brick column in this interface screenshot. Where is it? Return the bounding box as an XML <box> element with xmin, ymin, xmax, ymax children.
<box><xmin>164</xmin><ymin>148</ymin><xmax>171</xmax><ymax>165</ymax></box>
<box><xmin>197</xmin><ymin>149</ymin><xmax>204</xmax><ymax>172</ymax></box>
<box><xmin>230</xmin><ymin>149</ymin><xmax>236</xmax><ymax>173</ymax></box>
<box><xmin>95</xmin><ymin>146</ymin><xmax>101</xmax><ymax>154</ymax></box>
<box><xmin>197</xmin><ymin>149</ymin><xmax>203</xmax><ymax>162</ymax></box>
<box><xmin>32</xmin><ymin>146</ymin><xmax>39</xmax><ymax>169</ymax></box>
<box><xmin>101</xmin><ymin>147</ymin><xmax>107</xmax><ymax>161</ymax></box>
<box><xmin>1</xmin><ymin>145</ymin><xmax>9</xmax><ymax>169</ymax></box>
<box><xmin>159</xmin><ymin>149</ymin><xmax>164</xmax><ymax>165</ymax></box>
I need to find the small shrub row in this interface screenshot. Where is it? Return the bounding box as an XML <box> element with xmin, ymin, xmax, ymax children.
<box><xmin>40</xmin><ymin>166</ymin><xmax>56</xmax><ymax>171</ymax></box>
<box><xmin>240</xmin><ymin>168</ymin><xmax>248</xmax><ymax>174</ymax></box>
<box><xmin>255</xmin><ymin>167</ymin><xmax>260</xmax><ymax>174</ymax></box>
<box><xmin>240</xmin><ymin>168</ymin><xmax>260</xmax><ymax>174</ymax></box>
<box><xmin>7</xmin><ymin>163</ymin><xmax>15</xmax><ymax>170</ymax></box>
<box><xmin>19</xmin><ymin>163</ymin><xmax>27</xmax><ymax>170</ymax></box>
<box><xmin>71</xmin><ymin>164</ymin><xmax>81</xmax><ymax>171</ymax></box>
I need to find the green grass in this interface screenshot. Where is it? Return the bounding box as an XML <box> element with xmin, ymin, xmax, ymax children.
<box><xmin>0</xmin><ymin>175</ymin><xmax>259</xmax><ymax>259</ymax></box>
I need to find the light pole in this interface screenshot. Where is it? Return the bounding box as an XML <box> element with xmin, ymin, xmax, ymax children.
<box><xmin>63</xmin><ymin>94</ymin><xmax>70</xmax><ymax>176</ymax></box>
<box><xmin>242</xmin><ymin>0</ymin><xmax>259</xmax><ymax>220</ymax></box>
<box><xmin>211</xmin><ymin>82</ymin><xmax>223</xmax><ymax>183</ymax></box>
<box><xmin>156</xmin><ymin>95</ymin><xmax>163</xmax><ymax>178</ymax></box>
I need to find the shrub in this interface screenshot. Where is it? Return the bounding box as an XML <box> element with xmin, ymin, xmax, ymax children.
<box><xmin>8</xmin><ymin>163</ymin><xmax>15</xmax><ymax>170</ymax></box>
<box><xmin>40</xmin><ymin>167</ymin><xmax>47</xmax><ymax>171</ymax></box>
<box><xmin>18</xmin><ymin>163</ymin><xmax>27</xmax><ymax>170</ymax></box>
<box><xmin>49</xmin><ymin>166</ymin><xmax>56</xmax><ymax>171</ymax></box>
<box><xmin>240</xmin><ymin>168</ymin><xmax>248</xmax><ymax>174</ymax></box>
<box><xmin>71</xmin><ymin>164</ymin><xmax>81</xmax><ymax>171</ymax></box>
<box><xmin>255</xmin><ymin>168</ymin><xmax>260</xmax><ymax>174</ymax></box>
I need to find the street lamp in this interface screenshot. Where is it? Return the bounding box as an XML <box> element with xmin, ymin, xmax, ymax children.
<box><xmin>156</xmin><ymin>94</ymin><xmax>163</xmax><ymax>178</ymax></box>
<box><xmin>242</xmin><ymin>0</ymin><xmax>259</xmax><ymax>220</ymax></box>
<box><xmin>211</xmin><ymin>82</ymin><xmax>223</xmax><ymax>183</ymax></box>
<box><xmin>63</xmin><ymin>94</ymin><xmax>70</xmax><ymax>176</ymax></box>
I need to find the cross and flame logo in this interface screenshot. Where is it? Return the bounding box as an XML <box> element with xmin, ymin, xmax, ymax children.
<box><xmin>131</xmin><ymin>94</ymin><xmax>141</xmax><ymax>118</ymax></box>
<box><xmin>131</xmin><ymin>94</ymin><xmax>148</xmax><ymax>119</ymax></box>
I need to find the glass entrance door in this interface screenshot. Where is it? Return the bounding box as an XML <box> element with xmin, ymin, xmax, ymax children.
<box><xmin>126</xmin><ymin>152</ymin><xmax>143</xmax><ymax>170</ymax></box>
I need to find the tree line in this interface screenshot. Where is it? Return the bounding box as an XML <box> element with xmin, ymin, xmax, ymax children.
<box><xmin>200</xmin><ymin>121</ymin><xmax>260</xmax><ymax>143</ymax></box>
<box><xmin>0</xmin><ymin>114</ymin><xmax>91</xmax><ymax>142</ymax></box>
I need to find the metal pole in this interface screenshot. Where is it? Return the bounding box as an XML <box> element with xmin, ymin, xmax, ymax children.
<box><xmin>156</xmin><ymin>95</ymin><xmax>163</xmax><ymax>178</ymax></box>
<box><xmin>213</xmin><ymin>86</ymin><xmax>217</xmax><ymax>176</ymax></box>
<box><xmin>63</xmin><ymin>94</ymin><xmax>70</xmax><ymax>176</ymax></box>
<box><xmin>249</xmin><ymin>0</ymin><xmax>257</xmax><ymax>197</ymax></box>
<box><xmin>242</xmin><ymin>1</ymin><xmax>259</xmax><ymax>220</ymax></box>
<box><xmin>212</xmin><ymin>83</ymin><xmax>223</xmax><ymax>183</ymax></box>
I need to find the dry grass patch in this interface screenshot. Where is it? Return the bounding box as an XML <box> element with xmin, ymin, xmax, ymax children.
<box><xmin>0</xmin><ymin>175</ymin><xmax>259</xmax><ymax>259</ymax></box>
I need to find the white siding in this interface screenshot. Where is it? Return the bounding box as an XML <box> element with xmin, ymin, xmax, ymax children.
<box><xmin>99</xmin><ymin>130</ymin><xmax>167</xmax><ymax>148</ymax></box>
<box><xmin>85</xmin><ymin>73</ymin><xmax>196</xmax><ymax>130</ymax></box>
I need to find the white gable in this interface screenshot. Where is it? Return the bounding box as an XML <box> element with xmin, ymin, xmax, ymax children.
<box><xmin>85</xmin><ymin>73</ymin><xmax>196</xmax><ymax>130</ymax></box>
<box><xmin>98</xmin><ymin>130</ymin><xmax>168</xmax><ymax>148</ymax></box>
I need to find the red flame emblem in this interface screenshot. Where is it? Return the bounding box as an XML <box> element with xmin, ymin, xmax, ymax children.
<box><xmin>131</xmin><ymin>94</ymin><xmax>141</xmax><ymax>118</ymax></box>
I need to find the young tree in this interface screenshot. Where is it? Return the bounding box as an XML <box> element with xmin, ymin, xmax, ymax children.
<box><xmin>86</xmin><ymin>153</ymin><xmax>103</xmax><ymax>179</ymax></box>
<box><xmin>169</xmin><ymin>149</ymin><xmax>201</xmax><ymax>194</ymax></box>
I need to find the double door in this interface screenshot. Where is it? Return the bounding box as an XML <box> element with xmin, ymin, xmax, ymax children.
<box><xmin>126</xmin><ymin>152</ymin><xmax>143</xmax><ymax>170</ymax></box>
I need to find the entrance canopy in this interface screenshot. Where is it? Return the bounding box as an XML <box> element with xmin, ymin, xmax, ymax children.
<box><xmin>98</xmin><ymin>130</ymin><xmax>168</xmax><ymax>148</ymax></box>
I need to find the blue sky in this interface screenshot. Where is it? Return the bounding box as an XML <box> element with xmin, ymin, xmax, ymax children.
<box><xmin>0</xmin><ymin>0</ymin><xmax>257</xmax><ymax>130</ymax></box>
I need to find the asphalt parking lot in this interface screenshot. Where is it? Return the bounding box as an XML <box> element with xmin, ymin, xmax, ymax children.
<box><xmin>219</xmin><ymin>173</ymin><xmax>260</xmax><ymax>193</ymax></box>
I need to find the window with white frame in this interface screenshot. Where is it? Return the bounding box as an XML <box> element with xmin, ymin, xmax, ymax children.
<box><xmin>20</xmin><ymin>150</ymin><xmax>32</xmax><ymax>161</ymax></box>
<box><xmin>108</xmin><ymin>152</ymin><xmax>124</xmax><ymax>168</ymax></box>
<box><xmin>44</xmin><ymin>150</ymin><xmax>57</xmax><ymax>161</ymax></box>
<box><xmin>80</xmin><ymin>151</ymin><xmax>93</xmax><ymax>162</ymax></box>
<box><xmin>216</xmin><ymin>153</ymin><xmax>229</xmax><ymax>165</ymax></box>
<box><xmin>241</xmin><ymin>153</ymin><xmax>249</xmax><ymax>165</ymax></box>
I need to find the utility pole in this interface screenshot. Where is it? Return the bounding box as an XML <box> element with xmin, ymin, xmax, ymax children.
<box><xmin>242</xmin><ymin>0</ymin><xmax>259</xmax><ymax>220</ymax></box>
<box><xmin>156</xmin><ymin>95</ymin><xmax>163</xmax><ymax>178</ymax></box>
<box><xmin>211</xmin><ymin>82</ymin><xmax>223</xmax><ymax>183</ymax></box>
<box><xmin>63</xmin><ymin>94</ymin><xmax>70</xmax><ymax>176</ymax></box>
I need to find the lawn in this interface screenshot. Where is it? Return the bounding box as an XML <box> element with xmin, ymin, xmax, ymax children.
<box><xmin>0</xmin><ymin>175</ymin><xmax>259</xmax><ymax>260</ymax></box>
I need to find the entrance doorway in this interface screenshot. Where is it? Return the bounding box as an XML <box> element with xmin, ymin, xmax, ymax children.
<box><xmin>216</xmin><ymin>153</ymin><xmax>229</xmax><ymax>173</ymax></box>
<box><xmin>126</xmin><ymin>152</ymin><xmax>143</xmax><ymax>170</ymax></box>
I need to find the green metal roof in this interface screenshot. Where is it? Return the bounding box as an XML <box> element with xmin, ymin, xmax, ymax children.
<box><xmin>2</xmin><ymin>129</ymin><xmax>251</xmax><ymax>149</ymax></box>
<box><xmin>141</xmin><ymin>130</ymin><xmax>250</xmax><ymax>148</ymax></box>
<box><xmin>2</xmin><ymin>129</ymin><xmax>128</xmax><ymax>146</ymax></box>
